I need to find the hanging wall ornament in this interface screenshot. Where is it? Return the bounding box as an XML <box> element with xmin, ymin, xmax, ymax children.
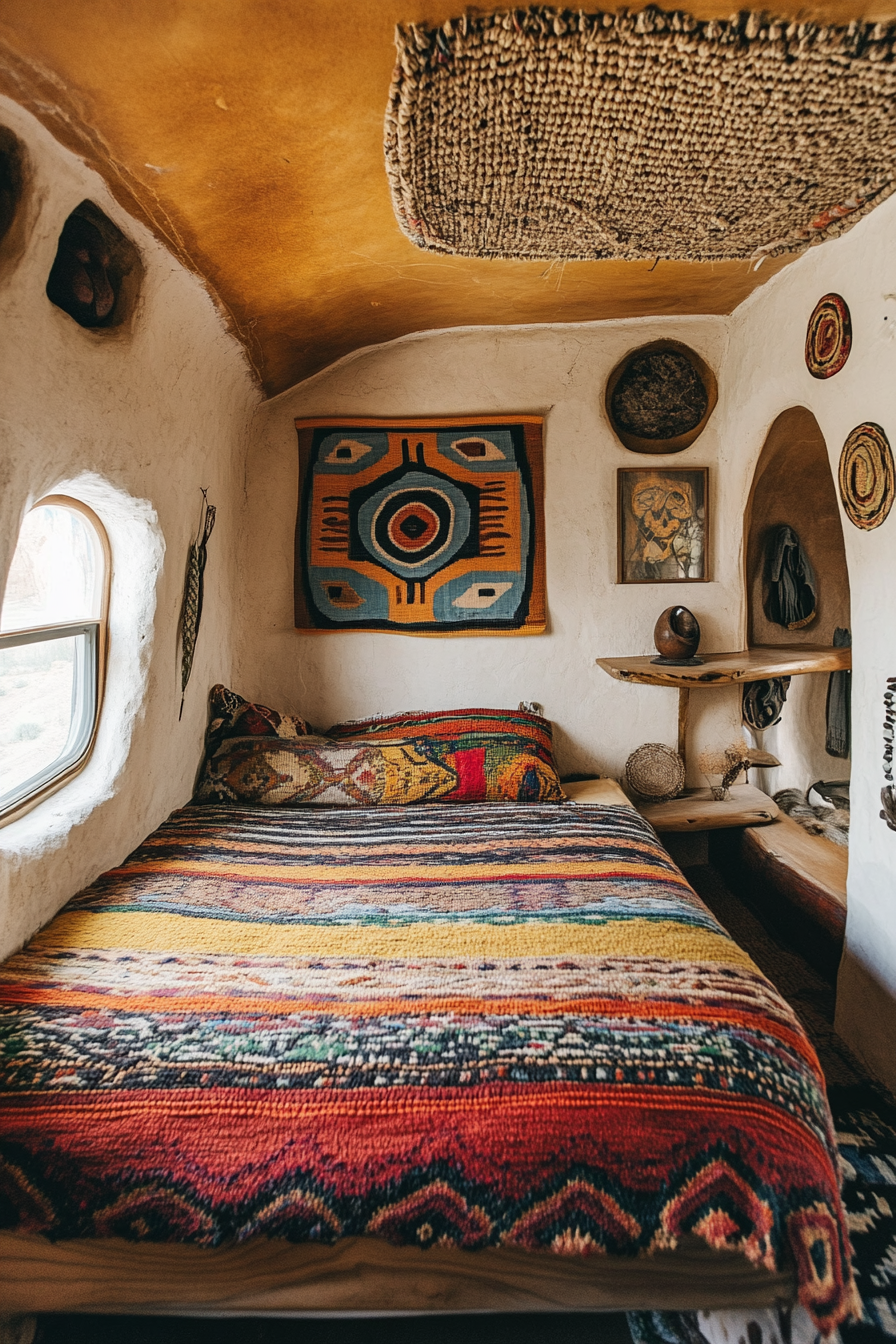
<box><xmin>805</xmin><ymin>294</ymin><xmax>852</xmax><ymax>378</ymax></box>
<box><xmin>606</xmin><ymin>342</ymin><xmax>718</xmax><ymax>454</ymax></box>
<box><xmin>179</xmin><ymin>488</ymin><xmax>217</xmax><ymax>719</ymax></box>
<box><xmin>839</xmin><ymin>423</ymin><xmax>895</xmax><ymax>530</ymax></box>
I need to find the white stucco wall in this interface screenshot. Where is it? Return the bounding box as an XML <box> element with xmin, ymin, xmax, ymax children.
<box><xmin>0</xmin><ymin>98</ymin><xmax>258</xmax><ymax>961</ymax></box>
<box><xmin>721</xmin><ymin>195</ymin><xmax>896</xmax><ymax>1093</ymax></box>
<box><xmin>236</xmin><ymin>318</ymin><xmax>749</xmax><ymax>783</ymax></box>
<box><xmin>3</xmin><ymin>88</ymin><xmax>894</xmax><ymax>1095</ymax></box>
<box><xmin>237</xmin><ymin>195</ymin><xmax>896</xmax><ymax>1091</ymax></box>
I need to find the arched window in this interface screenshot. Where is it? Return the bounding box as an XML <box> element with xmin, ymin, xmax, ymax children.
<box><xmin>0</xmin><ymin>497</ymin><xmax>109</xmax><ymax>821</ymax></box>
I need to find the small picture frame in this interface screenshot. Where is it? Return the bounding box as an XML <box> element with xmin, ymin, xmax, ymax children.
<box><xmin>617</xmin><ymin>467</ymin><xmax>709</xmax><ymax>584</ymax></box>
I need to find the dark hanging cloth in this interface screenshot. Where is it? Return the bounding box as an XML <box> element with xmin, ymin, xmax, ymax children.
<box><xmin>765</xmin><ymin>525</ymin><xmax>817</xmax><ymax>630</ymax></box>
<box><xmin>742</xmin><ymin>677</ymin><xmax>791</xmax><ymax>731</ymax></box>
<box><xmin>826</xmin><ymin>627</ymin><xmax>851</xmax><ymax>759</ymax></box>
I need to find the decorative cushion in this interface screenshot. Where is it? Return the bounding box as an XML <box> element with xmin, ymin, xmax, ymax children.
<box><xmin>196</xmin><ymin>727</ymin><xmax>564</xmax><ymax>808</ymax></box>
<box><xmin>327</xmin><ymin>706</ymin><xmax>553</xmax><ymax>748</ymax></box>
<box><xmin>203</xmin><ymin>684</ymin><xmax>313</xmax><ymax>759</ymax></box>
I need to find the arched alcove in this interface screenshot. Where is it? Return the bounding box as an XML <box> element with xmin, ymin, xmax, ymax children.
<box><xmin>744</xmin><ymin>405</ymin><xmax>850</xmax><ymax>792</ymax></box>
<box><xmin>45</xmin><ymin>200</ymin><xmax>142</xmax><ymax>330</ymax></box>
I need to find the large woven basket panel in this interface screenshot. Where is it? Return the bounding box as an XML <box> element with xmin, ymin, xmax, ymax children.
<box><xmin>384</xmin><ymin>6</ymin><xmax>896</xmax><ymax>263</ymax></box>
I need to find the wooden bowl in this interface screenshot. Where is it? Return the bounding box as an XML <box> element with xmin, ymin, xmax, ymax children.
<box><xmin>605</xmin><ymin>340</ymin><xmax>718</xmax><ymax>454</ymax></box>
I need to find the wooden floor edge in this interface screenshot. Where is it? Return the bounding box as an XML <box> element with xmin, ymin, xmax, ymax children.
<box><xmin>0</xmin><ymin>1232</ymin><xmax>796</xmax><ymax>1316</ymax></box>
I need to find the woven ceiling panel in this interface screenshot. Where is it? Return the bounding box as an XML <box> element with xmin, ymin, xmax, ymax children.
<box><xmin>384</xmin><ymin>7</ymin><xmax>896</xmax><ymax>263</ymax></box>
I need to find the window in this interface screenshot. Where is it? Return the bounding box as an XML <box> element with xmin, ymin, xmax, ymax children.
<box><xmin>0</xmin><ymin>497</ymin><xmax>109</xmax><ymax>821</ymax></box>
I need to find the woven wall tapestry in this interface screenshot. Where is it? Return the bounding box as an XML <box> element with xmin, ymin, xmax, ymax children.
<box><xmin>385</xmin><ymin>7</ymin><xmax>896</xmax><ymax>263</ymax></box>
<box><xmin>294</xmin><ymin>416</ymin><xmax>546</xmax><ymax>634</ymax></box>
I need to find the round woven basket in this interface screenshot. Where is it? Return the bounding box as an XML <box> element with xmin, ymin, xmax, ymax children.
<box><xmin>625</xmin><ymin>743</ymin><xmax>686</xmax><ymax>802</ymax></box>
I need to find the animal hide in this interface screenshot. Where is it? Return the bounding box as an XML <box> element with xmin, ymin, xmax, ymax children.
<box><xmin>774</xmin><ymin>787</ymin><xmax>849</xmax><ymax>847</ymax></box>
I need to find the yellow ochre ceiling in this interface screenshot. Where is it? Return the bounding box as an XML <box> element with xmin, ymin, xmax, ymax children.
<box><xmin>0</xmin><ymin>0</ymin><xmax>893</xmax><ymax>396</ymax></box>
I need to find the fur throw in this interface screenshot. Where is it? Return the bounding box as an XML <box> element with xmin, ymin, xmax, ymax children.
<box><xmin>774</xmin><ymin>788</ymin><xmax>849</xmax><ymax>847</ymax></box>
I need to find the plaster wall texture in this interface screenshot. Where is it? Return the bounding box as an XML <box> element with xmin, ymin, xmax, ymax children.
<box><xmin>237</xmin><ymin>318</ymin><xmax>750</xmax><ymax>784</ymax></box>
<box><xmin>0</xmin><ymin>99</ymin><xmax>258</xmax><ymax>962</ymax></box>
<box><xmin>721</xmin><ymin>191</ymin><xmax>896</xmax><ymax>1091</ymax></box>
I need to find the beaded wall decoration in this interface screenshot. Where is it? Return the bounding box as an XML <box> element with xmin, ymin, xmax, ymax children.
<box><xmin>882</xmin><ymin>677</ymin><xmax>896</xmax><ymax>831</ymax></box>
<box><xmin>806</xmin><ymin>294</ymin><xmax>852</xmax><ymax>378</ymax></box>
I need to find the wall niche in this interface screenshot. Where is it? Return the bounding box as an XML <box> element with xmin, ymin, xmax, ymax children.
<box><xmin>745</xmin><ymin>405</ymin><xmax>851</xmax><ymax>792</ymax></box>
<box><xmin>46</xmin><ymin>200</ymin><xmax>142</xmax><ymax>330</ymax></box>
<box><xmin>746</xmin><ymin>406</ymin><xmax>850</xmax><ymax>647</ymax></box>
<box><xmin>0</xmin><ymin>126</ymin><xmax>27</xmax><ymax>269</ymax></box>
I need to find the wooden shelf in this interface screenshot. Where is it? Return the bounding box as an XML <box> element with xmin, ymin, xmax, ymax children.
<box><xmin>637</xmin><ymin>784</ymin><xmax>780</xmax><ymax>832</ymax></box>
<box><xmin>596</xmin><ymin>644</ymin><xmax>851</xmax><ymax>690</ymax></box>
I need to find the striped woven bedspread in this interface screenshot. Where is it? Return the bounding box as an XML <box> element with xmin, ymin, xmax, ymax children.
<box><xmin>0</xmin><ymin>802</ymin><xmax>856</xmax><ymax>1331</ymax></box>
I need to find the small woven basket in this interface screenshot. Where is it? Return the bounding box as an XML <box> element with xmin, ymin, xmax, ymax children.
<box><xmin>625</xmin><ymin>743</ymin><xmax>686</xmax><ymax>802</ymax></box>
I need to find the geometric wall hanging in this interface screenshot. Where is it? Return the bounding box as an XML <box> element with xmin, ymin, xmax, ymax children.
<box><xmin>294</xmin><ymin>416</ymin><xmax>546</xmax><ymax>634</ymax></box>
<box><xmin>385</xmin><ymin>9</ymin><xmax>896</xmax><ymax>263</ymax></box>
<box><xmin>838</xmin><ymin>423</ymin><xmax>895</xmax><ymax>531</ymax></box>
<box><xmin>605</xmin><ymin>342</ymin><xmax>717</xmax><ymax>453</ymax></box>
<box><xmin>806</xmin><ymin>295</ymin><xmax>852</xmax><ymax>379</ymax></box>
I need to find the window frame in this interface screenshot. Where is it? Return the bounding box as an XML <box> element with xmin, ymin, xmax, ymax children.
<box><xmin>0</xmin><ymin>495</ymin><xmax>111</xmax><ymax>825</ymax></box>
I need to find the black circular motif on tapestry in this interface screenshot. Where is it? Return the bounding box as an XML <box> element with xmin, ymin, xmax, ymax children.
<box><xmin>806</xmin><ymin>294</ymin><xmax>852</xmax><ymax>379</ymax></box>
<box><xmin>839</xmin><ymin>423</ymin><xmax>895</xmax><ymax>531</ymax></box>
<box><xmin>612</xmin><ymin>350</ymin><xmax>707</xmax><ymax>439</ymax></box>
<box><xmin>373</xmin><ymin>489</ymin><xmax>455</xmax><ymax>565</ymax></box>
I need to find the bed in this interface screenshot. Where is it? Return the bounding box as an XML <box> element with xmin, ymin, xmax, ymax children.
<box><xmin>0</xmin><ymin>781</ymin><xmax>857</xmax><ymax>1329</ymax></box>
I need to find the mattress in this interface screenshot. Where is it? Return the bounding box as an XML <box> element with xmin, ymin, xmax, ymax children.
<box><xmin>0</xmin><ymin>801</ymin><xmax>857</xmax><ymax>1329</ymax></box>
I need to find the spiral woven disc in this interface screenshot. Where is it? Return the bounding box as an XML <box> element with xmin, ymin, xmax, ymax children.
<box><xmin>624</xmin><ymin>743</ymin><xmax>686</xmax><ymax>802</ymax></box>
<box><xmin>805</xmin><ymin>294</ymin><xmax>852</xmax><ymax>378</ymax></box>
<box><xmin>839</xmin><ymin>422</ymin><xmax>895</xmax><ymax>530</ymax></box>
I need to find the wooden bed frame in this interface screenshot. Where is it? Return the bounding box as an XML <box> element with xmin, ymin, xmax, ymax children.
<box><xmin>0</xmin><ymin>1231</ymin><xmax>794</xmax><ymax>1317</ymax></box>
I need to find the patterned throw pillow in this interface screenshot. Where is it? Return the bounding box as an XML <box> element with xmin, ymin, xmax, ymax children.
<box><xmin>327</xmin><ymin>707</ymin><xmax>555</xmax><ymax>750</ymax></box>
<box><xmin>326</xmin><ymin>708</ymin><xmax>564</xmax><ymax>804</ymax></box>
<box><xmin>195</xmin><ymin>730</ymin><xmax>564</xmax><ymax>808</ymax></box>
<box><xmin>203</xmin><ymin>684</ymin><xmax>313</xmax><ymax>759</ymax></box>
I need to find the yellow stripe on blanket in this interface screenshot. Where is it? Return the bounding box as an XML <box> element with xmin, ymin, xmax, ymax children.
<box><xmin>32</xmin><ymin>912</ymin><xmax>755</xmax><ymax>968</ymax></box>
<box><xmin>115</xmin><ymin>858</ymin><xmax>675</xmax><ymax>885</ymax></box>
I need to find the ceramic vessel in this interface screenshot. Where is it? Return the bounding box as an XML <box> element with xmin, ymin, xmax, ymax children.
<box><xmin>652</xmin><ymin>606</ymin><xmax>702</xmax><ymax>664</ymax></box>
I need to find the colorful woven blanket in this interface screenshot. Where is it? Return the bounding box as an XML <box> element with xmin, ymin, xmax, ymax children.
<box><xmin>0</xmin><ymin>803</ymin><xmax>857</xmax><ymax>1332</ymax></box>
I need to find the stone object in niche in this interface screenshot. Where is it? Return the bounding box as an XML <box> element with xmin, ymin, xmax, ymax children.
<box><xmin>46</xmin><ymin>200</ymin><xmax>140</xmax><ymax>329</ymax></box>
<box><xmin>839</xmin><ymin>423</ymin><xmax>895</xmax><ymax>531</ymax></box>
<box><xmin>625</xmin><ymin>743</ymin><xmax>686</xmax><ymax>802</ymax></box>
<box><xmin>606</xmin><ymin>341</ymin><xmax>718</xmax><ymax>454</ymax></box>
<box><xmin>805</xmin><ymin>293</ymin><xmax>852</xmax><ymax>378</ymax></box>
<box><xmin>651</xmin><ymin>605</ymin><xmax>703</xmax><ymax>665</ymax></box>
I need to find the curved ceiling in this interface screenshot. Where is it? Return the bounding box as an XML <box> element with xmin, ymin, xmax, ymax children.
<box><xmin>0</xmin><ymin>0</ymin><xmax>892</xmax><ymax>396</ymax></box>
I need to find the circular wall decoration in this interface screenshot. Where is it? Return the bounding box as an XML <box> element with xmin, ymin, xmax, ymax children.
<box><xmin>625</xmin><ymin>743</ymin><xmax>685</xmax><ymax>802</ymax></box>
<box><xmin>606</xmin><ymin>341</ymin><xmax>718</xmax><ymax>454</ymax></box>
<box><xmin>805</xmin><ymin>294</ymin><xmax>852</xmax><ymax>379</ymax></box>
<box><xmin>839</xmin><ymin>422</ymin><xmax>895</xmax><ymax>530</ymax></box>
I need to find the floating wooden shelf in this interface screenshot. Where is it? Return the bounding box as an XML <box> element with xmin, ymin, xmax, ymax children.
<box><xmin>595</xmin><ymin>644</ymin><xmax>851</xmax><ymax>690</ymax></box>
<box><xmin>596</xmin><ymin>644</ymin><xmax>852</xmax><ymax>763</ymax></box>
<box><xmin>637</xmin><ymin>784</ymin><xmax>780</xmax><ymax>832</ymax></box>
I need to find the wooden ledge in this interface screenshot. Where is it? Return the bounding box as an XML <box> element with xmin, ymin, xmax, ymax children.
<box><xmin>637</xmin><ymin>784</ymin><xmax>779</xmax><ymax>832</ymax></box>
<box><xmin>741</xmin><ymin>812</ymin><xmax>847</xmax><ymax>934</ymax></box>
<box><xmin>596</xmin><ymin>645</ymin><xmax>851</xmax><ymax>690</ymax></box>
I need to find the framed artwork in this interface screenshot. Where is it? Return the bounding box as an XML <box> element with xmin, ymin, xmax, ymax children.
<box><xmin>294</xmin><ymin>415</ymin><xmax>546</xmax><ymax>634</ymax></box>
<box><xmin>617</xmin><ymin>468</ymin><xmax>709</xmax><ymax>584</ymax></box>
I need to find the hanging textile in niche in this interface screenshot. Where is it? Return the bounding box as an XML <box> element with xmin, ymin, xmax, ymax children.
<box><xmin>826</xmin><ymin>628</ymin><xmax>851</xmax><ymax>759</ymax></box>
<box><xmin>764</xmin><ymin>525</ymin><xmax>816</xmax><ymax>630</ymax></box>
